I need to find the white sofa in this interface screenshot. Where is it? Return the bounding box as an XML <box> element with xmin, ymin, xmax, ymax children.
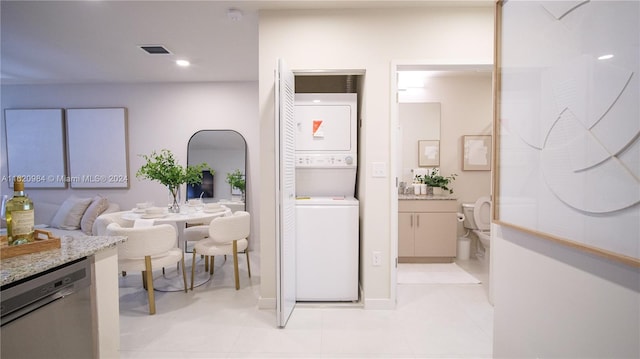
<box><xmin>92</xmin><ymin>211</ymin><xmax>134</xmax><ymax>236</ymax></box>
<box><xmin>35</xmin><ymin>198</ymin><xmax>123</xmax><ymax>238</ymax></box>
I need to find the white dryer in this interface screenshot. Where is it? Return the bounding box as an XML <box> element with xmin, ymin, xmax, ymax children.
<box><xmin>295</xmin><ymin>93</ymin><xmax>357</xmax><ymax>197</ymax></box>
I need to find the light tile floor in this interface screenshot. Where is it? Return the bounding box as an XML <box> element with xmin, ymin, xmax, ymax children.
<box><xmin>118</xmin><ymin>254</ymin><xmax>493</xmax><ymax>358</ymax></box>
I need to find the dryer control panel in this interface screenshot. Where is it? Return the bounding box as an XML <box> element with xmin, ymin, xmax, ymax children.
<box><xmin>295</xmin><ymin>154</ymin><xmax>357</xmax><ymax>168</ymax></box>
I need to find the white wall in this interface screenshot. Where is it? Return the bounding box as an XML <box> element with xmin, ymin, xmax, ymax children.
<box><xmin>258</xmin><ymin>7</ymin><xmax>494</xmax><ymax>307</ymax></box>
<box><xmin>493</xmin><ymin>225</ymin><xmax>640</xmax><ymax>358</ymax></box>
<box><xmin>0</xmin><ymin>82</ymin><xmax>260</xmax><ymax>248</ymax></box>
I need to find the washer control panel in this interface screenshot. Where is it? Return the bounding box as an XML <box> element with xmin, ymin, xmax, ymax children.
<box><xmin>295</xmin><ymin>154</ymin><xmax>357</xmax><ymax>168</ymax></box>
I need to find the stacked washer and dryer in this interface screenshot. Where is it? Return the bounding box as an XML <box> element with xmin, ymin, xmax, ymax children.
<box><xmin>294</xmin><ymin>93</ymin><xmax>359</xmax><ymax>302</ymax></box>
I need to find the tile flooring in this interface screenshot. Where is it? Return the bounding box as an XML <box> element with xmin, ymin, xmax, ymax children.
<box><xmin>118</xmin><ymin>254</ymin><xmax>493</xmax><ymax>358</ymax></box>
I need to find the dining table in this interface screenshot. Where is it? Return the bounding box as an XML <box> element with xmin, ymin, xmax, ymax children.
<box><xmin>121</xmin><ymin>206</ymin><xmax>231</xmax><ymax>249</ymax></box>
<box><xmin>120</xmin><ymin>205</ymin><xmax>232</xmax><ymax>291</ymax></box>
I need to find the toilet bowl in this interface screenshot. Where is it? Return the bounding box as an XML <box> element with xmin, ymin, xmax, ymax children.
<box><xmin>474</xmin><ymin>229</ymin><xmax>491</xmax><ymax>250</ymax></box>
<box><xmin>462</xmin><ymin>196</ymin><xmax>491</xmax><ymax>250</ymax></box>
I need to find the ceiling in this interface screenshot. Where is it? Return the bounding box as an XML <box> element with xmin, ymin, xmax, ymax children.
<box><xmin>1</xmin><ymin>1</ymin><xmax>260</xmax><ymax>84</ymax></box>
<box><xmin>1</xmin><ymin>0</ymin><xmax>494</xmax><ymax>85</ymax></box>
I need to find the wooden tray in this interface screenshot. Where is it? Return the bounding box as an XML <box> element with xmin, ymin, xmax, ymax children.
<box><xmin>1</xmin><ymin>230</ymin><xmax>61</xmax><ymax>260</ymax></box>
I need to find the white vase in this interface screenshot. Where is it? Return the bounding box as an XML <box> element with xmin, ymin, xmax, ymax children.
<box><xmin>426</xmin><ymin>185</ymin><xmax>434</xmax><ymax>196</ymax></box>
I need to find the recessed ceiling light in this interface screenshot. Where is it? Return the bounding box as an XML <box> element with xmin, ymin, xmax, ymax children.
<box><xmin>598</xmin><ymin>54</ymin><xmax>614</xmax><ymax>60</ymax></box>
<box><xmin>176</xmin><ymin>59</ymin><xmax>190</xmax><ymax>67</ymax></box>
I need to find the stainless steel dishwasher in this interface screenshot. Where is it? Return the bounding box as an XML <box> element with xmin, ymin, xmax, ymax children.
<box><xmin>1</xmin><ymin>257</ymin><xmax>94</xmax><ymax>359</ymax></box>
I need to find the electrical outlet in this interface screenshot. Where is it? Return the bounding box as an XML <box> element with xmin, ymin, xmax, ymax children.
<box><xmin>372</xmin><ymin>251</ymin><xmax>382</xmax><ymax>266</ymax></box>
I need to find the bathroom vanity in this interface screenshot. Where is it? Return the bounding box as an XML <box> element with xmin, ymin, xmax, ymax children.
<box><xmin>398</xmin><ymin>195</ymin><xmax>457</xmax><ymax>263</ymax></box>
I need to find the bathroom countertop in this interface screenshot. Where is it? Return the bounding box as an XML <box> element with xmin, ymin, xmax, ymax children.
<box><xmin>1</xmin><ymin>234</ymin><xmax>126</xmax><ymax>286</ymax></box>
<box><xmin>399</xmin><ymin>194</ymin><xmax>457</xmax><ymax>200</ymax></box>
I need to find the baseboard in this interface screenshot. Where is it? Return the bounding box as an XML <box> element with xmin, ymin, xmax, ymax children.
<box><xmin>399</xmin><ymin>256</ymin><xmax>455</xmax><ymax>263</ymax></box>
<box><xmin>259</xmin><ymin>294</ymin><xmax>394</xmax><ymax>310</ymax></box>
<box><xmin>363</xmin><ymin>297</ymin><xmax>396</xmax><ymax>310</ymax></box>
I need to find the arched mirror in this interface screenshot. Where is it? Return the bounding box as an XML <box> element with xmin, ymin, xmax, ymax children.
<box><xmin>187</xmin><ymin>130</ymin><xmax>247</xmax><ymax>212</ymax></box>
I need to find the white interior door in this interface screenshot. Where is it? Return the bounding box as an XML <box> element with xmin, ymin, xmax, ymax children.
<box><xmin>275</xmin><ymin>59</ymin><xmax>297</xmax><ymax>328</ymax></box>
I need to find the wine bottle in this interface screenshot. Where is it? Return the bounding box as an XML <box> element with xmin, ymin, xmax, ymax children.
<box><xmin>6</xmin><ymin>177</ymin><xmax>35</xmax><ymax>246</ymax></box>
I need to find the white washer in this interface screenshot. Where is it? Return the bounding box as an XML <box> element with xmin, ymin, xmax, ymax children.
<box><xmin>295</xmin><ymin>196</ymin><xmax>359</xmax><ymax>301</ymax></box>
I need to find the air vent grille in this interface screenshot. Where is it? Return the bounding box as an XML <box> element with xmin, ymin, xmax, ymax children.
<box><xmin>138</xmin><ymin>45</ymin><xmax>171</xmax><ymax>55</ymax></box>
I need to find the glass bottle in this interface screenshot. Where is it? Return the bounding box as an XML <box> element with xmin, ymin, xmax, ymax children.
<box><xmin>6</xmin><ymin>177</ymin><xmax>35</xmax><ymax>245</ymax></box>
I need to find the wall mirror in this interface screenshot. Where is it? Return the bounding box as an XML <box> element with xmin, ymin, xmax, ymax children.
<box><xmin>398</xmin><ymin>102</ymin><xmax>441</xmax><ymax>183</ymax></box>
<box><xmin>187</xmin><ymin>130</ymin><xmax>247</xmax><ymax>211</ymax></box>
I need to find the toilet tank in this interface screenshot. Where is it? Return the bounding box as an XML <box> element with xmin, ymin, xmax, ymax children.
<box><xmin>462</xmin><ymin>203</ymin><xmax>477</xmax><ymax>229</ymax></box>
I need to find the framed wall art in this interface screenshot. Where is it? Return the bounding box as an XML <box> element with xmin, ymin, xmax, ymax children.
<box><xmin>418</xmin><ymin>140</ymin><xmax>439</xmax><ymax>167</ymax></box>
<box><xmin>5</xmin><ymin>109</ymin><xmax>67</xmax><ymax>188</ymax></box>
<box><xmin>463</xmin><ymin>135</ymin><xmax>491</xmax><ymax>171</ymax></box>
<box><xmin>66</xmin><ymin>108</ymin><xmax>129</xmax><ymax>188</ymax></box>
<box><xmin>495</xmin><ymin>0</ymin><xmax>639</xmax><ymax>266</ymax></box>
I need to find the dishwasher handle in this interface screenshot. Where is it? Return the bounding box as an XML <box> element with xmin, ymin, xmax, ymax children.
<box><xmin>1</xmin><ymin>257</ymin><xmax>91</xmax><ymax>327</ymax></box>
<box><xmin>1</xmin><ymin>287</ymin><xmax>75</xmax><ymax>326</ymax></box>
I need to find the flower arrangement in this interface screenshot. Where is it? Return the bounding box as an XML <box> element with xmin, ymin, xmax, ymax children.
<box><xmin>416</xmin><ymin>168</ymin><xmax>457</xmax><ymax>194</ymax></box>
<box><xmin>136</xmin><ymin>149</ymin><xmax>212</xmax><ymax>211</ymax></box>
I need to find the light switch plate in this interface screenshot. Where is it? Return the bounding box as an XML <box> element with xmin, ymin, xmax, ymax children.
<box><xmin>372</xmin><ymin>162</ymin><xmax>387</xmax><ymax>178</ymax></box>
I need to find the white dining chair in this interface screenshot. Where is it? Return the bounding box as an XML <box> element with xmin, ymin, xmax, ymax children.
<box><xmin>106</xmin><ymin>223</ymin><xmax>187</xmax><ymax>314</ymax></box>
<box><xmin>190</xmin><ymin>211</ymin><xmax>251</xmax><ymax>290</ymax></box>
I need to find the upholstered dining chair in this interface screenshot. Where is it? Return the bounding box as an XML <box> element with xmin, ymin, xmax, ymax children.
<box><xmin>190</xmin><ymin>211</ymin><xmax>251</xmax><ymax>290</ymax></box>
<box><xmin>106</xmin><ymin>223</ymin><xmax>187</xmax><ymax>314</ymax></box>
<box><xmin>184</xmin><ymin>216</ymin><xmax>222</xmax><ymax>272</ymax></box>
<box><xmin>184</xmin><ymin>222</ymin><xmax>212</xmax><ymax>252</ymax></box>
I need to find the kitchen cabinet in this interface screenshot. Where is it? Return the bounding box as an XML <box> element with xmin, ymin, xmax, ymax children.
<box><xmin>398</xmin><ymin>199</ymin><xmax>457</xmax><ymax>263</ymax></box>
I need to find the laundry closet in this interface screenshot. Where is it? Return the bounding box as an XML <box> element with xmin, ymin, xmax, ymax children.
<box><xmin>294</xmin><ymin>75</ymin><xmax>364</xmax><ymax>302</ymax></box>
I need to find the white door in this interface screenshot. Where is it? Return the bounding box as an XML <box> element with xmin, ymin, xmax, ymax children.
<box><xmin>275</xmin><ymin>59</ymin><xmax>297</xmax><ymax>328</ymax></box>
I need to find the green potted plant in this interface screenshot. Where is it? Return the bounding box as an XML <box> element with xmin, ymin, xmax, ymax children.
<box><xmin>225</xmin><ymin>169</ymin><xmax>246</xmax><ymax>201</ymax></box>
<box><xmin>136</xmin><ymin>149</ymin><xmax>212</xmax><ymax>213</ymax></box>
<box><xmin>416</xmin><ymin>168</ymin><xmax>457</xmax><ymax>194</ymax></box>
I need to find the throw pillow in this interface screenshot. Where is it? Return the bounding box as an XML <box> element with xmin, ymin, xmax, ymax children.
<box><xmin>80</xmin><ymin>196</ymin><xmax>109</xmax><ymax>235</ymax></box>
<box><xmin>50</xmin><ymin>196</ymin><xmax>93</xmax><ymax>230</ymax></box>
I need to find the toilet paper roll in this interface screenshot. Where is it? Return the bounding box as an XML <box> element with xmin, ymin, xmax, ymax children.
<box><xmin>456</xmin><ymin>212</ymin><xmax>465</xmax><ymax>222</ymax></box>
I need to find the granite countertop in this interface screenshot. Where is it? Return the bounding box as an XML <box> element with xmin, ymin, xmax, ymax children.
<box><xmin>399</xmin><ymin>194</ymin><xmax>458</xmax><ymax>200</ymax></box>
<box><xmin>1</xmin><ymin>235</ymin><xmax>126</xmax><ymax>286</ymax></box>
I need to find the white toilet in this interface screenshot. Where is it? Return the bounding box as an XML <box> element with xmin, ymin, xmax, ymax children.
<box><xmin>462</xmin><ymin>196</ymin><xmax>491</xmax><ymax>251</ymax></box>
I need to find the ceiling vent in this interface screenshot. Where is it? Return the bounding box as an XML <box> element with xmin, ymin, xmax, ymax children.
<box><xmin>138</xmin><ymin>45</ymin><xmax>172</xmax><ymax>55</ymax></box>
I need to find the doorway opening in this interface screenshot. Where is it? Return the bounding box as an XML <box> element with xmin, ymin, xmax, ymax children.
<box><xmin>390</xmin><ymin>62</ymin><xmax>494</xmax><ymax>305</ymax></box>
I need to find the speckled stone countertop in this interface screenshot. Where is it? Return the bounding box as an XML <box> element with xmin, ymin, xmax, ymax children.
<box><xmin>1</xmin><ymin>235</ymin><xmax>126</xmax><ymax>286</ymax></box>
<box><xmin>399</xmin><ymin>194</ymin><xmax>458</xmax><ymax>200</ymax></box>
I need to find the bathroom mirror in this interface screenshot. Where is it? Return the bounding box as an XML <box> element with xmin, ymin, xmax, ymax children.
<box><xmin>399</xmin><ymin>102</ymin><xmax>441</xmax><ymax>182</ymax></box>
<box><xmin>187</xmin><ymin>130</ymin><xmax>247</xmax><ymax>211</ymax></box>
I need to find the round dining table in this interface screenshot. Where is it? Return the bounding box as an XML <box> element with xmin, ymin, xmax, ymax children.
<box><xmin>120</xmin><ymin>206</ymin><xmax>232</xmax><ymax>291</ymax></box>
